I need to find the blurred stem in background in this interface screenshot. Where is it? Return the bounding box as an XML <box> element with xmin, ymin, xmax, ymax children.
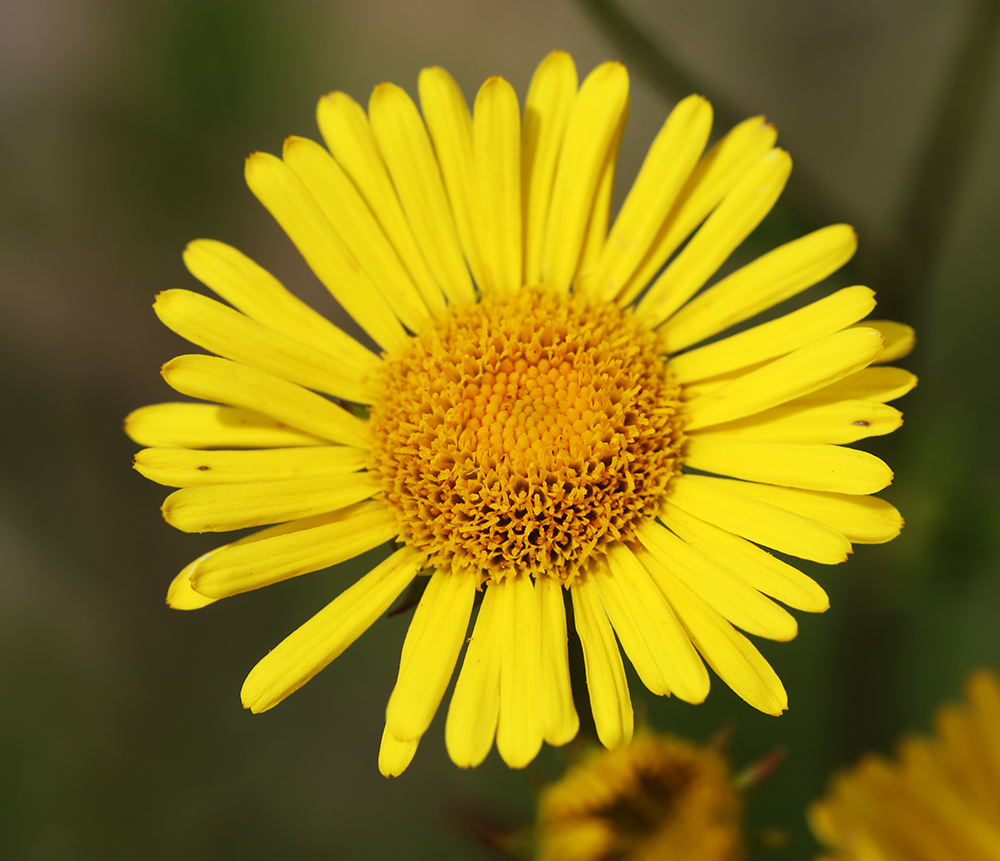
<box><xmin>576</xmin><ymin>0</ymin><xmax>1000</xmax><ymax>763</ymax></box>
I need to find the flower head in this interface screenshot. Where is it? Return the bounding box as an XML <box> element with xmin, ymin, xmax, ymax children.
<box><xmin>536</xmin><ymin>730</ymin><xmax>746</xmax><ymax>861</ymax></box>
<box><xmin>127</xmin><ymin>51</ymin><xmax>914</xmax><ymax>776</ymax></box>
<box><xmin>810</xmin><ymin>670</ymin><xmax>1000</xmax><ymax>861</ymax></box>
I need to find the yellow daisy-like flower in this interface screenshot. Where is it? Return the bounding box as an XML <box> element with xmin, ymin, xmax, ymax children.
<box><xmin>127</xmin><ymin>51</ymin><xmax>915</xmax><ymax>776</ymax></box>
<box><xmin>810</xmin><ymin>670</ymin><xmax>1000</xmax><ymax>861</ymax></box>
<box><xmin>536</xmin><ymin>730</ymin><xmax>746</xmax><ymax>861</ymax></box>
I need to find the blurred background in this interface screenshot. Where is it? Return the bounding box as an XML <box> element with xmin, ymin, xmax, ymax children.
<box><xmin>2</xmin><ymin>0</ymin><xmax>999</xmax><ymax>857</ymax></box>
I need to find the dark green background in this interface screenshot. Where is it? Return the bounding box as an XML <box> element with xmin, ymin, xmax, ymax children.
<box><xmin>2</xmin><ymin>0</ymin><xmax>999</xmax><ymax>857</ymax></box>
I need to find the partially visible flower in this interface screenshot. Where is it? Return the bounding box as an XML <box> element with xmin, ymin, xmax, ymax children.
<box><xmin>810</xmin><ymin>669</ymin><xmax>1000</xmax><ymax>860</ymax></box>
<box><xmin>536</xmin><ymin>730</ymin><xmax>746</xmax><ymax>861</ymax></box>
<box><xmin>127</xmin><ymin>51</ymin><xmax>916</xmax><ymax>776</ymax></box>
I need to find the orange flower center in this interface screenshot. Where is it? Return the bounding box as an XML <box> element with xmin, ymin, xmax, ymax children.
<box><xmin>368</xmin><ymin>287</ymin><xmax>684</xmax><ymax>583</ymax></box>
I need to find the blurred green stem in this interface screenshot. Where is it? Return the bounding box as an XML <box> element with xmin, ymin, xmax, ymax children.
<box><xmin>894</xmin><ymin>0</ymin><xmax>1000</xmax><ymax>289</ymax></box>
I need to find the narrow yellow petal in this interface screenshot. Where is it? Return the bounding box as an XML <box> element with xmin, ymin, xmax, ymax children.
<box><xmin>418</xmin><ymin>65</ymin><xmax>487</xmax><ymax>292</ymax></box>
<box><xmin>691</xmin><ymin>398</ymin><xmax>903</xmax><ymax>444</ymax></box>
<box><xmin>662</xmin><ymin>224</ymin><xmax>858</xmax><ymax>353</ymax></box>
<box><xmin>667</xmin><ymin>474</ymin><xmax>851</xmax><ymax>563</ymax></box>
<box><xmin>154</xmin><ymin>289</ymin><xmax>371</xmax><ymax>403</ymax></box>
<box><xmin>635</xmin><ymin>519</ymin><xmax>798</xmax><ymax>641</ymax></box>
<box><xmin>683</xmin><ymin>327</ymin><xmax>886</xmax><ymax>431</ymax></box>
<box><xmin>385</xmin><ymin>568</ymin><xmax>477</xmax><ymax>741</ymax></box>
<box><xmin>537</xmin><ymin>577</ymin><xmax>579</xmax><ymax>746</ymax></box>
<box><xmin>604</xmin><ymin>544</ymin><xmax>710</xmax><ymax>703</ymax></box>
<box><xmin>683</xmin><ymin>437</ymin><xmax>893</xmax><ymax>495</ymax></box>
<box><xmin>244</xmin><ymin>151</ymin><xmax>409</xmax><ymax>351</ymax></box>
<box><xmin>241</xmin><ymin>546</ymin><xmax>423</xmax><ymax>713</ymax></box>
<box><xmin>473</xmin><ymin>76</ymin><xmax>522</xmax><ymax>294</ymax></box>
<box><xmin>124</xmin><ymin>403</ymin><xmax>326</xmax><ymax>449</ymax></box>
<box><xmin>316</xmin><ymin>91</ymin><xmax>447</xmax><ymax>315</ymax></box>
<box><xmin>189</xmin><ymin>501</ymin><xmax>397</xmax><ymax>598</ymax></box>
<box><xmin>569</xmin><ymin>574</ymin><xmax>633</xmax><ymax>750</ymax></box>
<box><xmin>161</xmin><ymin>355</ymin><xmax>370</xmax><ymax>448</ymax></box>
<box><xmin>618</xmin><ymin>115</ymin><xmax>779</xmax><ymax>306</ymax></box>
<box><xmin>659</xmin><ymin>501</ymin><xmax>830</xmax><ymax>613</ymax></box>
<box><xmin>282</xmin><ymin>135</ymin><xmax>434</xmax><ymax>332</ymax></box>
<box><xmin>861</xmin><ymin>320</ymin><xmax>916</xmax><ymax>364</ymax></box>
<box><xmin>706</xmin><ymin>477</ymin><xmax>904</xmax><ymax>544</ymax></box>
<box><xmin>575</xmin><ymin>106</ymin><xmax>626</xmax><ymax>283</ymax></box>
<box><xmin>368</xmin><ymin>82</ymin><xmax>475</xmax><ymax>305</ymax></box>
<box><xmin>670</xmin><ymin>286</ymin><xmax>877</xmax><ymax>383</ymax></box>
<box><xmin>584</xmin><ymin>94</ymin><xmax>713</xmax><ymax>302</ymax></box>
<box><xmin>446</xmin><ymin>585</ymin><xmax>501</xmax><ymax>768</ymax></box>
<box><xmin>496</xmin><ymin>574</ymin><xmax>545</xmax><ymax>768</ymax></box>
<box><xmin>379</xmin><ymin>724</ymin><xmax>419</xmax><ymax>778</ymax></box>
<box><xmin>521</xmin><ymin>51</ymin><xmax>578</xmax><ymax>285</ymax></box>
<box><xmin>540</xmin><ymin>62</ymin><xmax>629</xmax><ymax>292</ymax></box>
<box><xmin>182</xmin><ymin>238</ymin><xmax>380</xmax><ymax>375</ymax></box>
<box><xmin>799</xmin><ymin>366</ymin><xmax>917</xmax><ymax>404</ymax></box>
<box><xmin>134</xmin><ymin>445</ymin><xmax>368</xmax><ymax>487</ymax></box>
<box><xmin>166</xmin><ymin>555</ymin><xmax>218</xmax><ymax>610</ymax></box>
<box><xmin>637</xmin><ymin>149</ymin><xmax>792</xmax><ymax>328</ymax></box>
<box><xmin>639</xmin><ymin>548</ymin><xmax>788</xmax><ymax>715</ymax></box>
<box><xmin>162</xmin><ymin>472</ymin><xmax>379</xmax><ymax>532</ymax></box>
<box><xmin>590</xmin><ymin>557</ymin><xmax>669</xmax><ymax>696</ymax></box>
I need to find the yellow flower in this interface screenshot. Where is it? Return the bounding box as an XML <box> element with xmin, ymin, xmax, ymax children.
<box><xmin>536</xmin><ymin>730</ymin><xmax>746</xmax><ymax>861</ymax></box>
<box><xmin>127</xmin><ymin>51</ymin><xmax>914</xmax><ymax>776</ymax></box>
<box><xmin>810</xmin><ymin>670</ymin><xmax>1000</xmax><ymax>861</ymax></box>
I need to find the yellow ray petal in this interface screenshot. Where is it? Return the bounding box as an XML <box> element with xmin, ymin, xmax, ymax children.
<box><xmin>662</xmin><ymin>224</ymin><xmax>858</xmax><ymax>353</ymax></box>
<box><xmin>604</xmin><ymin>544</ymin><xmax>710</xmax><ymax>703</ymax></box>
<box><xmin>540</xmin><ymin>61</ymin><xmax>629</xmax><ymax>292</ymax></box>
<box><xmin>368</xmin><ymin>82</ymin><xmax>475</xmax><ymax>305</ymax></box>
<box><xmin>639</xmin><ymin>548</ymin><xmax>788</xmax><ymax>715</ymax></box>
<box><xmin>590</xmin><ymin>557</ymin><xmax>669</xmax><ymax>696</ymax></box>
<box><xmin>521</xmin><ymin>51</ymin><xmax>578</xmax><ymax>285</ymax></box>
<box><xmin>691</xmin><ymin>398</ymin><xmax>903</xmax><ymax>444</ymax></box>
<box><xmin>244</xmin><ymin>151</ymin><xmax>409</xmax><ymax>351</ymax></box>
<box><xmin>418</xmin><ymin>65</ymin><xmax>487</xmax><ymax>292</ymax></box>
<box><xmin>241</xmin><ymin>546</ymin><xmax>423</xmax><ymax>713</ymax></box>
<box><xmin>124</xmin><ymin>403</ymin><xmax>327</xmax><ymax>449</ymax></box>
<box><xmin>166</xmin><ymin>555</ymin><xmax>218</xmax><ymax>610</ymax></box>
<box><xmin>618</xmin><ymin>115</ymin><xmax>778</xmax><ymax>306</ymax></box>
<box><xmin>161</xmin><ymin>355</ymin><xmax>370</xmax><ymax>448</ymax></box>
<box><xmin>316</xmin><ymin>91</ymin><xmax>447</xmax><ymax>314</ymax></box>
<box><xmin>659</xmin><ymin>501</ymin><xmax>829</xmax><ymax>612</ymax></box>
<box><xmin>683</xmin><ymin>327</ymin><xmax>886</xmax><ymax>431</ymax></box>
<box><xmin>637</xmin><ymin>149</ymin><xmax>792</xmax><ymax>328</ymax></box>
<box><xmin>583</xmin><ymin>94</ymin><xmax>712</xmax><ymax>302</ymax></box>
<box><xmin>799</xmin><ymin>366</ymin><xmax>917</xmax><ymax>404</ymax></box>
<box><xmin>496</xmin><ymin>574</ymin><xmax>545</xmax><ymax>768</ymax></box>
<box><xmin>446</xmin><ymin>585</ymin><xmax>502</xmax><ymax>768</ymax></box>
<box><xmin>134</xmin><ymin>445</ymin><xmax>368</xmax><ymax>487</ymax></box>
<box><xmin>154</xmin><ymin>289</ymin><xmax>372</xmax><ymax>404</ymax></box>
<box><xmin>182</xmin><ymin>239</ymin><xmax>380</xmax><ymax>376</ymax></box>
<box><xmin>863</xmin><ymin>320</ymin><xmax>915</xmax><ymax>364</ymax></box>
<box><xmin>162</xmin><ymin>472</ymin><xmax>379</xmax><ymax>532</ymax></box>
<box><xmin>670</xmin><ymin>285</ymin><xmax>877</xmax><ymax>383</ymax></box>
<box><xmin>636</xmin><ymin>519</ymin><xmax>797</xmax><ymax>641</ymax></box>
<box><xmin>683</xmin><ymin>437</ymin><xmax>893</xmax><ymax>495</ymax></box>
<box><xmin>472</xmin><ymin>75</ymin><xmax>522</xmax><ymax>294</ymax></box>
<box><xmin>385</xmin><ymin>568</ymin><xmax>477</xmax><ymax>741</ymax></box>
<box><xmin>569</xmin><ymin>574</ymin><xmax>633</xmax><ymax>750</ymax></box>
<box><xmin>667</xmin><ymin>474</ymin><xmax>851</xmax><ymax>563</ymax></box>
<box><xmin>575</xmin><ymin>105</ymin><xmax>626</xmax><ymax>283</ymax></box>
<box><xmin>189</xmin><ymin>501</ymin><xmax>397</xmax><ymax>598</ymax></box>
<box><xmin>703</xmin><ymin>477</ymin><xmax>903</xmax><ymax>544</ymax></box>
<box><xmin>282</xmin><ymin>135</ymin><xmax>434</xmax><ymax>332</ymax></box>
<box><xmin>537</xmin><ymin>577</ymin><xmax>579</xmax><ymax>746</ymax></box>
<box><xmin>379</xmin><ymin>724</ymin><xmax>420</xmax><ymax>778</ymax></box>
